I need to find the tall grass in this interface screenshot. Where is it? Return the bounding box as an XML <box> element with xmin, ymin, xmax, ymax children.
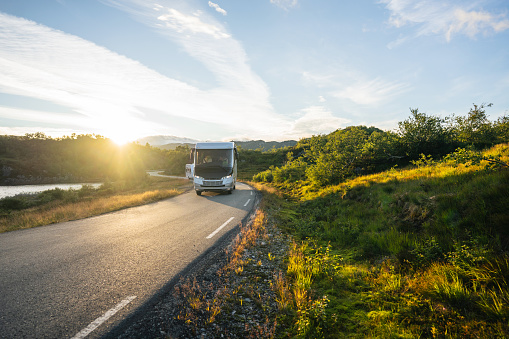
<box><xmin>254</xmin><ymin>144</ymin><xmax>509</xmax><ymax>337</ymax></box>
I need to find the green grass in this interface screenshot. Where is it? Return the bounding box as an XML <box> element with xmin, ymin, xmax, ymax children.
<box><xmin>252</xmin><ymin>144</ymin><xmax>509</xmax><ymax>338</ymax></box>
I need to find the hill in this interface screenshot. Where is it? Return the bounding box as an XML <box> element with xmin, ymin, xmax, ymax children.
<box><xmin>248</xmin><ymin>143</ymin><xmax>509</xmax><ymax>337</ymax></box>
<box><xmin>137</xmin><ymin>135</ymin><xmax>297</xmax><ymax>151</ymax></box>
<box><xmin>235</xmin><ymin>140</ymin><xmax>297</xmax><ymax>151</ymax></box>
<box><xmin>136</xmin><ymin>135</ymin><xmax>198</xmax><ymax>146</ymax></box>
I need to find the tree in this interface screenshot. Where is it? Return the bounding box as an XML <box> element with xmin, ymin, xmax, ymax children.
<box><xmin>494</xmin><ymin>114</ymin><xmax>509</xmax><ymax>143</ymax></box>
<box><xmin>398</xmin><ymin>108</ymin><xmax>452</xmax><ymax>158</ymax></box>
<box><xmin>453</xmin><ymin>103</ymin><xmax>495</xmax><ymax>148</ymax></box>
<box><xmin>306</xmin><ymin>126</ymin><xmax>372</xmax><ymax>186</ymax></box>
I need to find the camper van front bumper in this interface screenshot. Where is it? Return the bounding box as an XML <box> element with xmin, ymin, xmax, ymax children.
<box><xmin>194</xmin><ymin>176</ymin><xmax>234</xmax><ymax>191</ymax></box>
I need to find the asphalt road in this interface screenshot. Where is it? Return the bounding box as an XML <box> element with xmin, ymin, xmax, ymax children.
<box><xmin>0</xmin><ymin>182</ymin><xmax>257</xmax><ymax>338</ymax></box>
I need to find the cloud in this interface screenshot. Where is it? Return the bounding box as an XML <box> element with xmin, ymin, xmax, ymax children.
<box><xmin>208</xmin><ymin>1</ymin><xmax>227</xmax><ymax>16</ymax></box>
<box><xmin>334</xmin><ymin>77</ymin><xmax>411</xmax><ymax>106</ymax></box>
<box><xmin>286</xmin><ymin>106</ymin><xmax>350</xmax><ymax>138</ymax></box>
<box><xmin>270</xmin><ymin>0</ymin><xmax>298</xmax><ymax>11</ymax></box>
<box><xmin>446</xmin><ymin>8</ymin><xmax>509</xmax><ymax>40</ymax></box>
<box><xmin>0</xmin><ymin>11</ymin><xmax>289</xmax><ymax>140</ymax></box>
<box><xmin>0</xmin><ymin>106</ymin><xmax>88</xmax><ymax>127</ymax></box>
<box><xmin>157</xmin><ymin>8</ymin><xmax>230</xmax><ymax>39</ymax></box>
<box><xmin>380</xmin><ymin>0</ymin><xmax>509</xmax><ymax>42</ymax></box>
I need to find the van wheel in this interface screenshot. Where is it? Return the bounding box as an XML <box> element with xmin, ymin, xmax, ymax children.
<box><xmin>228</xmin><ymin>189</ymin><xmax>233</xmax><ymax>194</ymax></box>
<box><xmin>196</xmin><ymin>191</ymin><xmax>202</xmax><ymax>196</ymax></box>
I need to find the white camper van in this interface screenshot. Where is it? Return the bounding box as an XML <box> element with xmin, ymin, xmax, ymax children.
<box><xmin>186</xmin><ymin>142</ymin><xmax>238</xmax><ymax>195</ymax></box>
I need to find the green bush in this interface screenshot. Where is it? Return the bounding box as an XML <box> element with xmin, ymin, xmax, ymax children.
<box><xmin>252</xmin><ymin>168</ymin><xmax>273</xmax><ymax>182</ymax></box>
<box><xmin>0</xmin><ymin>197</ymin><xmax>28</xmax><ymax>210</ymax></box>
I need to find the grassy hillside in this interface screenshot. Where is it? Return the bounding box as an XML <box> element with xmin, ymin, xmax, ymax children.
<box><xmin>253</xmin><ymin>144</ymin><xmax>509</xmax><ymax>338</ymax></box>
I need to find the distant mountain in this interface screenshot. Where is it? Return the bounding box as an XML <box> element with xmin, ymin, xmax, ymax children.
<box><xmin>234</xmin><ymin>140</ymin><xmax>297</xmax><ymax>151</ymax></box>
<box><xmin>136</xmin><ymin>135</ymin><xmax>199</xmax><ymax>146</ymax></box>
<box><xmin>136</xmin><ymin>135</ymin><xmax>297</xmax><ymax>151</ymax></box>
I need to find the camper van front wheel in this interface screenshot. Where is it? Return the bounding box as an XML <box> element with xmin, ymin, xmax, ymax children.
<box><xmin>196</xmin><ymin>191</ymin><xmax>202</xmax><ymax>196</ymax></box>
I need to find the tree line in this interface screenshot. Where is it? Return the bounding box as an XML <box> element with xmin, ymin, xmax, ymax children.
<box><xmin>0</xmin><ymin>133</ymin><xmax>189</xmax><ymax>184</ymax></box>
<box><xmin>1</xmin><ymin>103</ymin><xmax>507</xmax><ymax>185</ymax></box>
<box><xmin>253</xmin><ymin>103</ymin><xmax>509</xmax><ymax>187</ymax></box>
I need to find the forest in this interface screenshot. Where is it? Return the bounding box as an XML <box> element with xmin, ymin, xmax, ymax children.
<box><xmin>0</xmin><ymin>133</ymin><xmax>188</xmax><ymax>184</ymax></box>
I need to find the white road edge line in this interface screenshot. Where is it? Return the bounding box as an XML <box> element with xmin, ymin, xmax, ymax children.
<box><xmin>71</xmin><ymin>296</ymin><xmax>137</xmax><ymax>339</ymax></box>
<box><xmin>244</xmin><ymin>199</ymin><xmax>251</xmax><ymax>207</ymax></box>
<box><xmin>206</xmin><ymin>217</ymin><xmax>234</xmax><ymax>239</ymax></box>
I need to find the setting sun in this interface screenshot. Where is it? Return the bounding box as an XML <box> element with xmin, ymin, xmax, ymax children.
<box><xmin>100</xmin><ymin>118</ymin><xmax>141</xmax><ymax>145</ymax></box>
<box><xmin>108</xmin><ymin>132</ymin><xmax>134</xmax><ymax>146</ymax></box>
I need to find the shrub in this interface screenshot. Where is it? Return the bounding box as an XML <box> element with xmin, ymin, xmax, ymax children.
<box><xmin>252</xmin><ymin>168</ymin><xmax>273</xmax><ymax>182</ymax></box>
<box><xmin>0</xmin><ymin>197</ymin><xmax>28</xmax><ymax>210</ymax></box>
<box><xmin>272</xmin><ymin>157</ymin><xmax>307</xmax><ymax>183</ymax></box>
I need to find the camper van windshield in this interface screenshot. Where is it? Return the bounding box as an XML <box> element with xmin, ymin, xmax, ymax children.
<box><xmin>196</xmin><ymin>149</ymin><xmax>233</xmax><ymax>168</ymax></box>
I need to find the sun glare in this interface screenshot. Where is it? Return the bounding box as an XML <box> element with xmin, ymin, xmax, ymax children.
<box><xmin>100</xmin><ymin>119</ymin><xmax>141</xmax><ymax>146</ymax></box>
<box><xmin>109</xmin><ymin>132</ymin><xmax>135</xmax><ymax>146</ymax></box>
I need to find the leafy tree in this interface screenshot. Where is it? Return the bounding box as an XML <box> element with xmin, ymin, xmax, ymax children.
<box><xmin>361</xmin><ymin>130</ymin><xmax>405</xmax><ymax>170</ymax></box>
<box><xmin>271</xmin><ymin>153</ymin><xmax>307</xmax><ymax>183</ymax></box>
<box><xmin>453</xmin><ymin>103</ymin><xmax>496</xmax><ymax>148</ymax></box>
<box><xmin>494</xmin><ymin>114</ymin><xmax>509</xmax><ymax>144</ymax></box>
<box><xmin>306</xmin><ymin>126</ymin><xmax>373</xmax><ymax>186</ymax></box>
<box><xmin>398</xmin><ymin>108</ymin><xmax>452</xmax><ymax>158</ymax></box>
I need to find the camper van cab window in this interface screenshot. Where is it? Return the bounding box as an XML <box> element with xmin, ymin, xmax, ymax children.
<box><xmin>196</xmin><ymin>150</ymin><xmax>233</xmax><ymax>168</ymax></box>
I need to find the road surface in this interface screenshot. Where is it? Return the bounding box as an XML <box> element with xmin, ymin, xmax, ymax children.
<box><xmin>0</xmin><ymin>183</ymin><xmax>257</xmax><ymax>338</ymax></box>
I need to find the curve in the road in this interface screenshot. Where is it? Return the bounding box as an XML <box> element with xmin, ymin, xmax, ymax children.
<box><xmin>0</xmin><ymin>183</ymin><xmax>259</xmax><ymax>339</ymax></box>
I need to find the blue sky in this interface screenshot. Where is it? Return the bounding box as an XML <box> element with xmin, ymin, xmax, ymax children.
<box><xmin>0</xmin><ymin>0</ymin><xmax>508</xmax><ymax>143</ymax></box>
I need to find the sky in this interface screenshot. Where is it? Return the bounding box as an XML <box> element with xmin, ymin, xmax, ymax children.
<box><xmin>0</xmin><ymin>0</ymin><xmax>508</xmax><ymax>144</ymax></box>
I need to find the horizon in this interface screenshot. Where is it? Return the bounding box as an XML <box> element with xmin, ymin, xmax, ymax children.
<box><xmin>1</xmin><ymin>0</ymin><xmax>509</xmax><ymax>143</ymax></box>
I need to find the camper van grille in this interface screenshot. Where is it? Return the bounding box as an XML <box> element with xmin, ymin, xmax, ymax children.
<box><xmin>203</xmin><ymin>180</ymin><xmax>223</xmax><ymax>187</ymax></box>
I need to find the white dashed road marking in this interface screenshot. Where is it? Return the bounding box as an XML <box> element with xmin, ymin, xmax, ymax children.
<box><xmin>206</xmin><ymin>217</ymin><xmax>235</xmax><ymax>239</ymax></box>
<box><xmin>71</xmin><ymin>296</ymin><xmax>136</xmax><ymax>339</ymax></box>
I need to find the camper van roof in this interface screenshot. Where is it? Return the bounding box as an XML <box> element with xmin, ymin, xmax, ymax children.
<box><xmin>195</xmin><ymin>142</ymin><xmax>235</xmax><ymax>149</ymax></box>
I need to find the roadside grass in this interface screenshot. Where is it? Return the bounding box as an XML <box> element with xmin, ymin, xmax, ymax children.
<box><xmin>170</xmin><ymin>185</ymin><xmax>291</xmax><ymax>337</ymax></box>
<box><xmin>0</xmin><ymin>176</ymin><xmax>192</xmax><ymax>233</ymax></box>
<box><xmin>250</xmin><ymin>144</ymin><xmax>509</xmax><ymax>337</ymax></box>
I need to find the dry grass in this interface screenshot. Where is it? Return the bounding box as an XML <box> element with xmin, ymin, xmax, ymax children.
<box><xmin>222</xmin><ymin>209</ymin><xmax>268</xmax><ymax>275</ymax></box>
<box><xmin>0</xmin><ymin>179</ymin><xmax>191</xmax><ymax>233</ymax></box>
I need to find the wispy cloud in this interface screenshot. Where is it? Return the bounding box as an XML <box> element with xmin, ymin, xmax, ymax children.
<box><xmin>270</xmin><ymin>0</ymin><xmax>298</xmax><ymax>11</ymax></box>
<box><xmin>0</xmin><ymin>12</ymin><xmax>196</xmax><ymax>137</ymax></box>
<box><xmin>303</xmin><ymin>68</ymin><xmax>411</xmax><ymax>107</ymax></box>
<box><xmin>380</xmin><ymin>0</ymin><xmax>509</xmax><ymax>42</ymax></box>
<box><xmin>208</xmin><ymin>1</ymin><xmax>227</xmax><ymax>16</ymax></box>
<box><xmin>157</xmin><ymin>8</ymin><xmax>230</xmax><ymax>38</ymax></box>
<box><xmin>287</xmin><ymin>106</ymin><xmax>350</xmax><ymax>138</ymax></box>
<box><xmin>334</xmin><ymin>77</ymin><xmax>411</xmax><ymax>105</ymax></box>
<box><xmin>0</xmin><ymin>6</ymin><xmax>290</xmax><ymax>140</ymax></box>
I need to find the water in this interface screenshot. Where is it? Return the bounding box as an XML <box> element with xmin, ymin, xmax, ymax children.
<box><xmin>0</xmin><ymin>183</ymin><xmax>102</xmax><ymax>199</ymax></box>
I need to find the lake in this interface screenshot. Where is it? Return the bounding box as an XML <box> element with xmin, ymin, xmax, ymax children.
<box><xmin>0</xmin><ymin>183</ymin><xmax>102</xmax><ymax>199</ymax></box>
